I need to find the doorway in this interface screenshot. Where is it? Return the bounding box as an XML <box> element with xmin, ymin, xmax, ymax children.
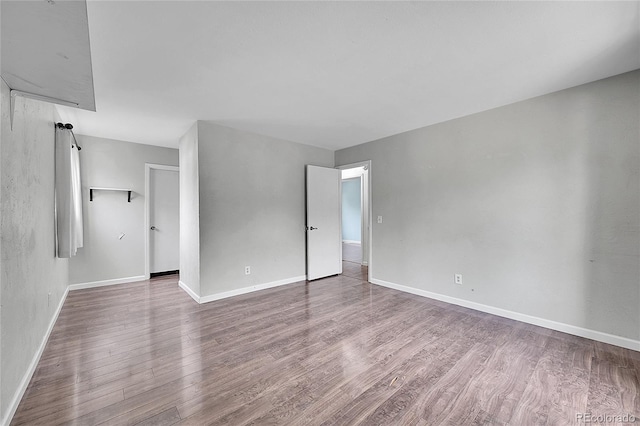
<box><xmin>338</xmin><ymin>161</ymin><xmax>371</xmax><ymax>282</ymax></box>
<box><xmin>341</xmin><ymin>176</ymin><xmax>362</xmax><ymax>259</ymax></box>
<box><xmin>145</xmin><ymin>164</ymin><xmax>180</xmax><ymax>279</ymax></box>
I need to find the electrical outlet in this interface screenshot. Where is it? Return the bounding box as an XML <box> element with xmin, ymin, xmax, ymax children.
<box><xmin>245</xmin><ymin>266</ymin><xmax>251</xmax><ymax>275</ymax></box>
<box><xmin>454</xmin><ymin>274</ymin><xmax>463</xmax><ymax>285</ymax></box>
<box><xmin>377</xmin><ymin>215</ymin><xmax>383</xmax><ymax>224</ymax></box>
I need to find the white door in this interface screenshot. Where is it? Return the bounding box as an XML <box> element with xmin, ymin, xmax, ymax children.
<box><xmin>306</xmin><ymin>165</ymin><xmax>342</xmax><ymax>280</ymax></box>
<box><xmin>150</xmin><ymin>168</ymin><xmax>179</xmax><ymax>274</ymax></box>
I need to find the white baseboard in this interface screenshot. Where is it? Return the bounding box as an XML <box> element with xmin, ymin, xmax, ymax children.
<box><xmin>179</xmin><ymin>276</ymin><xmax>306</xmax><ymax>304</ymax></box>
<box><xmin>200</xmin><ymin>275</ymin><xmax>306</xmax><ymax>303</ymax></box>
<box><xmin>68</xmin><ymin>275</ymin><xmax>146</xmax><ymax>291</ymax></box>
<box><xmin>342</xmin><ymin>240</ymin><xmax>361</xmax><ymax>245</ymax></box>
<box><xmin>370</xmin><ymin>277</ymin><xmax>640</xmax><ymax>352</ymax></box>
<box><xmin>178</xmin><ymin>280</ymin><xmax>200</xmax><ymax>303</ymax></box>
<box><xmin>1</xmin><ymin>286</ymin><xmax>69</xmax><ymax>426</ymax></box>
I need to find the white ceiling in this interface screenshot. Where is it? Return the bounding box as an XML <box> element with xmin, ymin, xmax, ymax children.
<box><xmin>57</xmin><ymin>1</ymin><xmax>640</xmax><ymax>151</ymax></box>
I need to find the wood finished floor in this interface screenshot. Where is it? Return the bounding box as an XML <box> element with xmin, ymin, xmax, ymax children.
<box><xmin>342</xmin><ymin>242</ymin><xmax>362</xmax><ymax>264</ymax></box>
<box><xmin>12</xmin><ymin>269</ymin><xmax>640</xmax><ymax>425</ymax></box>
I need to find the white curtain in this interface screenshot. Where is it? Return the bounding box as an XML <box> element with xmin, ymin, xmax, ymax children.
<box><xmin>55</xmin><ymin>126</ymin><xmax>83</xmax><ymax>258</ymax></box>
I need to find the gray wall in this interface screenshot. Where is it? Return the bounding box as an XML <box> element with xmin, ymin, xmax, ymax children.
<box><xmin>0</xmin><ymin>81</ymin><xmax>69</xmax><ymax>420</ymax></box>
<box><xmin>196</xmin><ymin>121</ymin><xmax>334</xmax><ymax>297</ymax></box>
<box><xmin>336</xmin><ymin>70</ymin><xmax>640</xmax><ymax>342</ymax></box>
<box><xmin>179</xmin><ymin>124</ymin><xmax>200</xmax><ymax>295</ymax></box>
<box><xmin>69</xmin><ymin>135</ymin><xmax>178</xmax><ymax>284</ymax></box>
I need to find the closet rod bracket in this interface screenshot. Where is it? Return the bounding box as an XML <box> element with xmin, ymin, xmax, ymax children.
<box><xmin>10</xmin><ymin>89</ymin><xmax>79</xmax><ymax>130</ymax></box>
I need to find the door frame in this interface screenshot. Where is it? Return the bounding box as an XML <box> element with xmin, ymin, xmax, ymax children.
<box><xmin>336</xmin><ymin>160</ymin><xmax>372</xmax><ymax>282</ymax></box>
<box><xmin>144</xmin><ymin>163</ymin><xmax>180</xmax><ymax>279</ymax></box>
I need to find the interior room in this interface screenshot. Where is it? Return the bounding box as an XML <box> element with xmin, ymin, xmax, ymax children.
<box><xmin>1</xmin><ymin>1</ymin><xmax>639</xmax><ymax>425</ymax></box>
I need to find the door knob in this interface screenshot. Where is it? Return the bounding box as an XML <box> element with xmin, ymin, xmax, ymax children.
<box><xmin>308</xmin><ymin>226</ymin><xmax>318</xmax><ymax>230</ymax></box>
<box><xmin>150</xmin><ymin>226</ymin><xmax>157</xmax><ymax>230</ymax></box>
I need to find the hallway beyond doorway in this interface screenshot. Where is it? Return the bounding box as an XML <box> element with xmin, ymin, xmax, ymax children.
<box><xmin>342</xmin><ymin>242</ymin><xmax>362</xmax><ymax>263</ymax></box>
<box><xmin>342</xmin><ymin>242</ymin><xmax>367</xmax><ymax>281</ymax></box>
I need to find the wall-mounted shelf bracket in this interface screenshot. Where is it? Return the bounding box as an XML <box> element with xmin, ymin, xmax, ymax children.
<box><xmin>89</xmin><ymin>187</ymin><xmax>132</xmax><ymax>202</ymax></box>
<box><xmin>10</xmin><ymin>89</ymin><xmax>79</xmax><ymax>130</ymax></box>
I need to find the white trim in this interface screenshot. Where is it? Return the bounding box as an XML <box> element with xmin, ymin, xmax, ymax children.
<box><xmin>69</xmin><ymin>275</ymin><xmax>146</xmax><ymax>291</ymax></box>
<box><xmin>179</xmin><ymin>276</ymin><xmax>307</xmax><ymax>304</ymax></box>
<box><xmin>201</xmin><ymin>276</ymin><xmax>307</xmax><ymax>303</ymax></box>
<box><xmin>145</xmin><ymin>163</ymin><xmax>179</xmax><ymax>279</ymax></box>
<box><xmin>370</xmin><ymin>277</ymin><xmax>640</xmax><ymax>351</ymax></box>
<box><xmin>178</xmin><ymin>280</ymin><xmax>201</xmax><ymax>303</ymax></box>
<box><xmin>342</xmin><ymin>240</ymin><xmax>361</xmax><ymax>245</ymax></box>
<box><xmin>1</xmin><ymin>286</ymin><xmax>69</xmax><ymax>426</ymax></box>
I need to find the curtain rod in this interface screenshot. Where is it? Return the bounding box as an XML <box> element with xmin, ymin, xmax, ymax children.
<box><xmin>56</xmin><ymin>122</ymin><xmax>82</xmax><ymax>151</ymax></box>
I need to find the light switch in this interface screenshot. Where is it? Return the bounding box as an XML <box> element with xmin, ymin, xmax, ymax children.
<box><xmin>377</xmin><ymin>216</ymin><xmax>383</xmax><ymax>224</ymax></box>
